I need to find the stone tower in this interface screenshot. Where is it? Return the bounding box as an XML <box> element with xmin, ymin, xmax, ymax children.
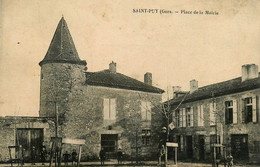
<box><xmin>39</xmin><ymin>17</ymin><xmax>87</xmax><ymax>118</ymax></box>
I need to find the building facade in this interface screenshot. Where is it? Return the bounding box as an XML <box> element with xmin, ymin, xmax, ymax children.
<box><xmin>37</xmin><ymin>17</ymin><xmax>164</xmax><ymax>160</ymax></box>
<box><xmin>169</xmin><ymin>64</ymin><xmax>260</xmax><ymax>164</ymax></box>
<box><xmin>0</xmin><ymin>17</ymin><xmax>164</xmax><ymax>162</ymax></box>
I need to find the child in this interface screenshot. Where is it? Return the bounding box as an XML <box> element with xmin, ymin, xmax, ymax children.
<box><xmin>63</xmin><ymin>151</ymin><xmax>70</xmax><ymax>166</ymax></box>
<box><xmin>71</xmin><ymin>149</ymin><xmax>77</xmax><ymax>165</ymax></box>
<box><xmin>99</xmin><ymin>148</ymin><xmax>106</xmax><ymax>166</ymax></box>
<box><xmin>117</xmin><ymin>148</ymin><xmax>123</xmax><ymax>164</ymax></box>
<box><xmin>227</xmin><ymin>153</ymin><xmax>233</xmax><ymax>167</ymax></box>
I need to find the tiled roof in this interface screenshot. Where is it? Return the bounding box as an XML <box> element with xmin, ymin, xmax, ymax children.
<box><xmin>85</xmin><ymin>70</ymin><xmax>164</xmax><ymax>94</ymax></box>
<box><xmin>39</xmin><ymin>17</ymin><xmax>86</xmax><ymax>66</ymax></box>
<box><xmin>169</xmin><ymin>74</ymin><xmax>260</xmax><ymax>105</ymax></box>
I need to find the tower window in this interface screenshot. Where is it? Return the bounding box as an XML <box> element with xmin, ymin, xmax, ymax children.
<box><xmin>41</xmin><ymin>73</ymin><xmax>44</xmax><ymax>79</ymax></box>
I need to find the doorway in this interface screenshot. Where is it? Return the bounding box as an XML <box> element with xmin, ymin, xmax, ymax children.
<box><xmin>16</xmin><ymin>128</ymin><xmax>44</xmax><ymax>162</ymax></box>
<box><xmin>231</xmin><ymin>134</ymin><xmax>248</xmax><ymax>160</ymax></box>
<box><xmin>101</xmin><ymin>134</ymin><xmax>118</xmax><ymax>158</ymax></box>
<box><xmin>198</xmin><ymin>135</ymin><xmax>205</xmax><ymax>160</ymax></box>
<box><xmin>186</xmin><ymin>136</ymin><xmax>193</xmax><ymax>159</ymax></box>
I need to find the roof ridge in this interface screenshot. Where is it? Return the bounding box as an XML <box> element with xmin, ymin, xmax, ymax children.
<box><xmin>85</xmin><ymin>70</ymin><xmax>164</xmax><ymax>93</ymax></box>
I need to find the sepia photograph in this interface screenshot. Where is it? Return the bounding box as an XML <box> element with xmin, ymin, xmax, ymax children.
<box><xmin>0</xmin><ymin>0</ymin><xmax>259</xmax><ymax>166</ymax></box>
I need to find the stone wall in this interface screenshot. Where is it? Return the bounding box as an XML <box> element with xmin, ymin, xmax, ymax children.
<box><xmin>0</xmin><ymin>117</ymin><xmax>54</xmax><ymax>162</ymax></box>
<box><xmin>60</xmin><ymin>85</ymin><xmax>162</xmax><ymax>160</ymax></box>
<box><xmin>39</xmin><ymin>63</ymin><xmax>85</xmax><ymax>118</ymax></box>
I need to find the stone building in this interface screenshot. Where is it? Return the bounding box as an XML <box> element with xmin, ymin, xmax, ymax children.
<box><xmin>0</xmin><ymin>17</ymin><xmax>164</xmax><ymax>162</ymax></box>
<box><xmin>168</xmin><ymin>64</ymin><xmax>260</xmax><ymax>164</ymax></box>
<box><xmin>38</xmin><ymin>17</ymin><xmax>164</xmax><ymax>160</ymax></box>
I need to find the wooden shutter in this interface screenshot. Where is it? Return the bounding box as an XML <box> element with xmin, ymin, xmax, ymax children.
<box><xmin>180</xmin><ymin>109</ymin><xmax>183</xmax><ymax>127</ymax></box>
<box><xmin>183</xmin><ymin>108</ymin><xmax>186</xmax><ymax>127</ymax></box>
<box><xmin>180</xmin><ymin>135</ymin><xmax>184</xmax><ymax>151</ymax></box>
<box><xmin>147</xmin><ymin>102</ymin><xmax>151</xmax><ymax>120</ymax></box>
<box><xmin>141</xmin><ymin>101</ymin><xmax>146</xmax><ymax>120</ymax></box>
<box><xmin>225</xmin><ymin>102</ymin><xmax>228</xmax><ymax>124</ymax></box>
<box><xmin>201</xmin><ymin>105</ymin><xmax>204</xmax><ymax>126</ymax></box>
<box><xmin>103</xmin><ymin>98</ymin><xmax>109</xmax><ymax>120</ymax></box>
<box><xmin>197</xmin><ymin>105</ymin><xmax>201</xmax><ymax>126</ymax></box>
<box><xmin>110</xmin><ymin>99</ymin><xmax>116</xmax><ymax>120</ymax></box>
<box><xmin>173</xmin><ymin>110</ymin><xmax>176</xmax><ymax>126</ymax></box>
<box><xmin>233</xmin><ymin>100</ymin><xmax>237</xmax><ymax>124</ymax></box>
<box><xmin>210</xmin><ymin>103</ymin><xmax>215</xmax><ymax>125</ymax></box>
<box><xmin>253</xmin><ymin>96</ymin><xmax>257</xmax><ymax>123</ymax></box>
<box><xmin>190</xmin><ymin>107</ymin><xmax>194</xmax><ymax>127</ymax></box>
<box><xmin>241</xmin><ymin>98</ymin><xmax>246</xmax><ymax>123</ymax></box>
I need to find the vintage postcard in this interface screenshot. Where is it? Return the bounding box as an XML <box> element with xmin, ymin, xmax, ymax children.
<box><xmin>0</xmin><ymin>0</ymin><xmax>259</xmax><ymax>166</ymax></box>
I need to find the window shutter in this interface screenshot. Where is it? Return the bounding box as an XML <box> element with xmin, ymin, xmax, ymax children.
<box><xmin>233</xmin><ymin>100</ymin><xmax>237</xmax><ymax>124</ymax></box>
<box><xmin>110</xmin><ymin>99</ymin><xmax>116</xmax><ymax>120</ymax></box>
<box><xmin>190</xmin><ymin>107</ymin><xmax>194</xmax><ymax>127</ymax></box>
<box><xmin>147</xmin><ymin>102</ymin><xmax>151</xmax><ymax>120</ymax></box>
<box><xmin>180</xmin><ymin>108</ymin><xmax>183</xmax><ymax>127</ymax></box>
<box><xmin>197</xmin><ymin>105</ymin><xmax>201</xmax><ymax>126</ymax></box>
<box><xmin>141</xmin><ymin>101</ymin><xmax>146</xmax><ymax>120</ymax></box>
<box><xmin>253</xmin><ymin>96</ymin><xmax>257</xmax><ymax>123</ymax></box>
<box><xmin>172</xmin><ymin>110</ymin><xmax>176</xmax><ymax>126</ymax></box>
<box><xmin>201</xmin><ymin>105</ymin><xmax>204</xmax><ymax>126</ymax></box>
<box><xmin>183</xmin><ymin>108</ymin><xmax>186</xmax><ymax>127</ymax></box>
<box><xmin>103</xmin><ymin>98</ymin><xmax>110</xmax><ymax>120</ymax></box>
<box><xmin>242</xmin><ymin>99</ymin><xmax>246</xmax><ymax>123</ymax></box>
<box><xmin>210</xmin><ymin>103</ymin><xmax>215</xmax><ymax>125</ymax></box>
<box><xmin>225</xmin><ymin>102</ymin><xmax>228</xmax><ymax>124</ymax></box>
<box><xmin>180</xmin><ymin>135</ymin><xmax>184</xmax><ymax>151</ymax></box>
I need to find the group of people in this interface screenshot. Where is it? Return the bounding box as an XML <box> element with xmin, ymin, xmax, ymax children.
<box><xmin>39</xmin><ymin>146</ymin><xmax>78</xmax><ymax>166</ymax></box>
<box><xmin>99</xmin><ymin>148</ymin><xmax>124</xmax><ymax>165</ymax></box>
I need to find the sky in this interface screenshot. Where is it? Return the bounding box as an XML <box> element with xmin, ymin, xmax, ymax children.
<box><xmin>0</xmin><ymin>0</ymin><xmax>259</xmax><ymax>116</ymax></box>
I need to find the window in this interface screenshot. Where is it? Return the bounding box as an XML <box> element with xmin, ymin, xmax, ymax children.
<box><xmin>242</xmin><ymin>97</ymin><xmax>257</xmax><ymax>123</ymax></box>
<box><xmin>176</xmin><ymin>108</ymin><xmax>191</xmax><ymax>127</ymax></box>
<box><xmin>245</xmin><ymin>97</ymin><xmax>253</xmax><ymax>123</ymax></box>
<box><xmin>176</xmin><ymin>109</ymin><xmax>184</xmax><ymax>127</ymax></box>
<box><xmin>225</xmin><ymin>101</ymin><xmax>233</xmax><ymax>124</ymax></box>
<box><xmin>141</xmin><ymin>101</ymin><xmax>151</xmax><ymax>120</ymax></box>
<box><xmin>103</xmin><ymin>98</ymin><xmax>116</xmax><ymax>120</ymax></box>
<box><xmin>142</xmin><ymin>129</ymin><xmax>151</xmax><ymax>146</ymax></box>
<box><xmin>186</xmin><ymin>107</ymin><xmax>193</xmax><ymax>127</ymax></box>
<box><xmin>197</xmin><ymin>105</ymin><xmax>204</xmax><ymax>126</ymax></box>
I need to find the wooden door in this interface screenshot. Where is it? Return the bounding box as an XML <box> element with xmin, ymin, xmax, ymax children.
<box><xmin>16</xmin><ymin>128</ymin><xmax>44</xmax><ymax>162</ymax></box>
<box><xmin>231</xmin><ymin>134</ymin><xmax>248</xmax><ymax>160</ymax></box>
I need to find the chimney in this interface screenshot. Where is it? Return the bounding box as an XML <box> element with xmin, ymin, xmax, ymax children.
<box><xmin>242</xmin><ymin>64</ymin><xmax>258</xmax><ymax>82</ymax></box>
<box><xmin>173</xmin><ymin>86</ymin><xmax>182</xmax><ymax>98</ymax></box>
<box><xmin>109</xmin><ymin>61</ymin><xmax>116</xmax><ymax>73</ymax></box>
<box><xmin>190</xmin><ymin>79</ymin><xmax>198</xmax><ymax>93</ymax></box>
<box><xmin>144</xmin><ymin>72</ymin><xmax>152</xmax><ymax>85</ymax></box>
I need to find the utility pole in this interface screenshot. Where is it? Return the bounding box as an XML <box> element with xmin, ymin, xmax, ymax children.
<box><xmin>55</xmin><ymin>101</ymin><xmax>58</xmax><ymax>167</ymax></box>
<box><xmin>136</xmin><ymin>129</ymin><xmax>138</xmax><ymax>164</ymax></box>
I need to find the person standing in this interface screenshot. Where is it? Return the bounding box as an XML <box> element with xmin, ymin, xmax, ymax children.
<box><xmin>117</xmin><ymin>148</ymin><xmax>123</xmax><ymax>164</ymax></box>
<box><xmin>99</xmin><ymin>148</ymin><xmax>106</xmax><ymax>166</ymax></box>
<box><xmin>31</xmin><ymin>146</ymin><xmax>36</xmax><ymax>165</ymax></box>
<box><xmin>40</xmin><ymin>145</ymin><xmax>47</xmax><ymax>165</ymax></box>
<box><xmin>158</xmin><ymin>127</ymin><xmax>167</xmax><ymax>164</ymax></box>
<box><xmin>71</xmin><ymin>149</ymin><xmax>77</xmax><ymax>165</ymax></box>
<box><xmin>63</xmin><ymin>151</ymin><xmax>70</xmax><ymax>166</ymax></box>
<box><xmin>227</xmin><ymin>153</ymin><xmax>233</xmax><ymax>167</ymax></box>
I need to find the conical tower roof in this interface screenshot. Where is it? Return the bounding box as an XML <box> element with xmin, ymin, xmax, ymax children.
<box><xmin>39</xmin><ymin>17</ymin><xmax>86</xmax><ymax>66</ymax></box>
